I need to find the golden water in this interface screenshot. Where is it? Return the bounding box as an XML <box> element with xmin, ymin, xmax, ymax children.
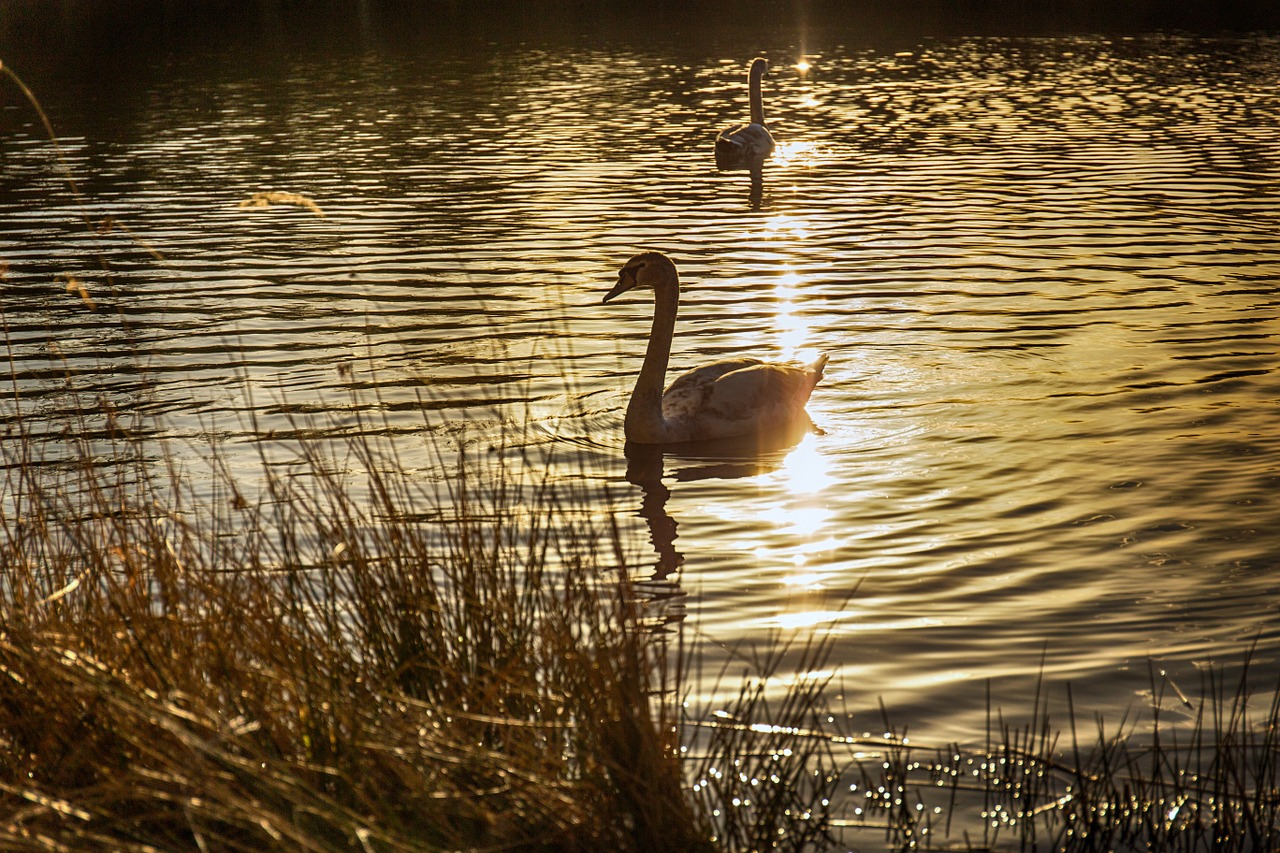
<box><xmin>3</xmin><ymin>29</ymin><xmax>1278</xmax><ymax>756</ymax></box>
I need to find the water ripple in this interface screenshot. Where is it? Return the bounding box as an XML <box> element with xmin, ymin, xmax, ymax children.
<box><xmin>2</xmin><ymin>33</ymin><xmax>1279</xmax><ymax>745</ymax></box>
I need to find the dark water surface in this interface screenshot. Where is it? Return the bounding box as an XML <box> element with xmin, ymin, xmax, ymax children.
<box><xmin>3</xmin><ymin>5</ymin><xmax>1279</xmax><ymax>791</ymax></box>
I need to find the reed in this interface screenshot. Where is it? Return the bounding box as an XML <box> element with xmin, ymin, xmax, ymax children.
<box><xmin>1</xmin><ymin>408</ymin><xmax>670</xmax><ymax>849</ymax></box>
<box><xmin>834</xmin><ymin>651</ymin><xmax>1280</xmax><ymax>852</ymax></box>
<box><xmin>4</xmin><ymin>359</ymin><xmax>1276</xmax><ymax>853</ymax></box>
<box><xmin>1</xmin><ymin>55</ymin><xmax>843</xmax><ymax>848</ymax></box>
<box><xmin>0</xmin><ymin>327</ymin><xmax>852</xmax><ymax>851</ymax></box>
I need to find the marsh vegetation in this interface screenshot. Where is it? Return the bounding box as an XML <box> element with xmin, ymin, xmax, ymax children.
<box><xmin>2</xmin><ymin>368</ymin><xmax>1277</xmax><ymax>852</ymax></box>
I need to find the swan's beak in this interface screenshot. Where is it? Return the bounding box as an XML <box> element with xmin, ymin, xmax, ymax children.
<box><xmin>602</xmin><ymin>272</ymin><xmax>633</xmax><ymax>303</ymax></box>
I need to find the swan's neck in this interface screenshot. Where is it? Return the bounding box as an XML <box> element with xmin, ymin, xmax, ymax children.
<box><xmin>749</xmin><ymin>67</ymin><xmax>766</xmax><ymax>126</ymax></box>
<box><xmin>626</xmin><ymin>280</ymin><xmax>678</xmax><ymax>443</ymax></box>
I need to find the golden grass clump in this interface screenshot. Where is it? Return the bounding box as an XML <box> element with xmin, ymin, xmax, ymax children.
<box><xmin>0</xmin><ymin>416</ymin><xmax>721</xmax><ymax>851</ymax></box>
<box><xmin>0</xmin><ymin>56</ymin><xmax>840</xmax><ymax>848</ymax></box>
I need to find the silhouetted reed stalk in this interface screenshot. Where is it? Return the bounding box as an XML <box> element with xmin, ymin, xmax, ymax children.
<box><xmin>831</xmin><ymin>649</ymin><xmax>1279</xmax><ymax>852</ymax></box>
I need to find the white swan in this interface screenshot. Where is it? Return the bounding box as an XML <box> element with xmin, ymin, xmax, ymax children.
<box><xmin>603</xmin><ymin>251</ymin><xmax>827</xmax><ymax>444</ymax></box>
<box><xmin>715</xmin><ymin>57</ymin><xmax>775</xmax><ymax>165</ymax></box>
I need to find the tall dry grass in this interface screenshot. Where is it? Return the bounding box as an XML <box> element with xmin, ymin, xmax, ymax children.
<box><xmin>0</xmin><ymin>403</ymin><xmax>702</xmax><ymax>850</ymax></box>
<box><xmin>1</xmin><ymin>53</ymin><xmax>847</xmax><ymax>848</ymax></box>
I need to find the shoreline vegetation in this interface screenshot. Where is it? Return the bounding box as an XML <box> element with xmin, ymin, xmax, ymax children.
<box><xmin>2</xmin><ymin>392</ymin><xmax>1277</xmax><ymax>853</ymax></box>
<box><xmin>3</xmin><ymin>60</ymin><xmax>1279</xmax><ymax>852</ymax></box>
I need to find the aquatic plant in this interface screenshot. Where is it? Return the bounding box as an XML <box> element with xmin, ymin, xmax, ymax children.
<box><xmin>0</xmin><ymin>55</ymin><xmax>842</xmax><ymax>849</ymax></box>
<box><xmin>828</xmin><ymin>653</ymin><xmax>1280</xmax><ymax>852</ymax></box>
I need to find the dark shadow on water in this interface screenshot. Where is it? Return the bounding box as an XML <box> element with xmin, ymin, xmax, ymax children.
<box><xmin>624</xmin><ymin>416</ymin><xmax>816</xmax><ymax>579</ymax></box>
<box><xmin>624</xmin><ymin>444</ymin><xmax>683</xmax><ymax>578</ymax></box>
<box><xmin>748</xmin><ymin>166</ymin><xmax>763</xmax><ymax>210</ymax></box>
<box><xmin>715</xmin><ymin>148</ymin><xmax>766</xmax><ymax>210</ymax></box>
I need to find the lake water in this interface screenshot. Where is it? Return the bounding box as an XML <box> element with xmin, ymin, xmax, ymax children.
<box><xmin>3</xmin><ymin>5</ymin><xmax>1279</xmax><ymax>813</ymax></box>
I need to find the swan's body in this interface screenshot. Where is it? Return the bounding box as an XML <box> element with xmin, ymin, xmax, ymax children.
<box><xmin>604</xmin><ymin>252</ymin><xmax>827</xmax><ymax>444</ymax></box>
<box><xmin>715</xmin><ymin>57</ymin><xmax>775</xmax><ymax>166</ymax></box>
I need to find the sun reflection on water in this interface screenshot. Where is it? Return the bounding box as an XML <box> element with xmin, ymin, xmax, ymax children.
<box><xmin>783</xmin><ymin>571</ymin><xmax>827</xmax><ymax>589</ymax></box>
<box><xmin>772</xmin><ymin>611</ymin><xmax>848</xmax><ymax>630</ymax></box>
<box><xmin>769</xmin><ymin>266</ymin><xmax>825</xmax><ymax>364</ymax></box>
<box><xmin>763</xmin><ymin>213</ymin><xmax>809</xmax><ymax>239</ymax></box>
<box><xmin>759</xmin><ymin>504</ymin><xmax>832</xmax><ymax>537</ymax></box>
<box><xmin>752</xmin><ymin>432</ymin><xmax>849</xmax><ymax>629</ymax></box>
<box><xmin>777</xmin><ymin>432</ymin><xmax>834</xmax><ymax>495</ymax></box>
<box><xmin>772</xmin><ymin>139</ymin><xmax>822</xmax><ymax>166</ymax></box>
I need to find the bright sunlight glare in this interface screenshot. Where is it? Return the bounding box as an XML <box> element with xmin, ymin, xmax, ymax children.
<box><xmin>772</xmin><ymin>611</ymin><xmax>848</xmax><ymax>630</ymax></box>
<box><xmin>772</xmin><ymin>140</ymin><xmax>821</xmax><ymax>167</ymax></box>
<box><xmin>779</xmin><ymin>434</ymin><xmax>834</xmax><ymax>495</ymax></box>
<box><xmin>764</xmin><ymin>213</ymin><xmax>809</xmax><ymax>239</ymax></box>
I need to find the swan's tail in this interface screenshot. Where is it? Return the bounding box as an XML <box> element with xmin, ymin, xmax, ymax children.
<box><xmin>807</xmin><ymin>353</ymin><xmax>829</xmax><ymax>384</ymax></box>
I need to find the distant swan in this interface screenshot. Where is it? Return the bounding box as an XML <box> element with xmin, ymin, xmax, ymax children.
<box><xmin>603</xmin><ymin>251</ymin><xmax>827</xmax><ymax>444</ymax></box>
<box><xmin>715</xmin><ymin>57</ymin><xmax>775</xmax><ymax>165</ymax></box>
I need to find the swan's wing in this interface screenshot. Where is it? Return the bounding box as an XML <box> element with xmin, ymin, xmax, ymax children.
<box><xmin>662</xmin><ymin>358</ymin><xmax>762</xmax><ymax>419</ymax></box>
<box><xmin>663</xmin><ymin>360</ymin><xmax>823</xmax><ymax>439</ymax></box>
<box><xmin>716</xmin><ymin>123</ymin><xmax>750</xmax><ymax>145</ymax></box>
<box><xmin>704</xmin><ymin>363</ymin><xmax>821</xmax><ymax>419</ymax></box>
<box><xmin>715</xmin><ymin>123</ymin><xmax>775</xmax><ymax>158</ymax></box>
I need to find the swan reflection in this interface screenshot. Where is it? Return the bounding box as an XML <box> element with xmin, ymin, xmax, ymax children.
<box><xmin>748</xmin><ymin>165</ymin><xmax>763</xmax><ymax>209</ymax></box>
<box><xmin>622</xmin><ymin>425</ymin><xmax>846</xmax><ymax>645</ymax></box>
<box><xmin>623</xmin><ymin>419</ymin><xmax>822</xmax><ymax>578</ymax></box>
<box><xmin>715</xmin><ymin>151</ymin><xmax>765</xmax><ymax>208</ymax></box>
<box><xmin>719</xmin><ymin>143</ymin><xmax>822</xmax><ymax>209</ymax></box>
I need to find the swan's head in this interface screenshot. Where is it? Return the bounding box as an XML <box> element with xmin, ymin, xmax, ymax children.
<box><xmin>603</xmin><ymin>251</ymin><xmax>677</xmax><ymax>303</ymax></box>
<box><xmin>749</xmin><ymin>57</ymin><xmax>769</xmax><ymax>79</ymax></box>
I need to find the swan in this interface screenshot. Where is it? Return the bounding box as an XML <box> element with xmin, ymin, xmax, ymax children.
<box><xmin>603</xmin><ymin>251</ymin><xmax>827</xmax><ymax>444</ymax></box>
<box><xmin>715</xmin><ymin>57</ymin><xmax>775</xmax><ymax>166</ymax></box>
